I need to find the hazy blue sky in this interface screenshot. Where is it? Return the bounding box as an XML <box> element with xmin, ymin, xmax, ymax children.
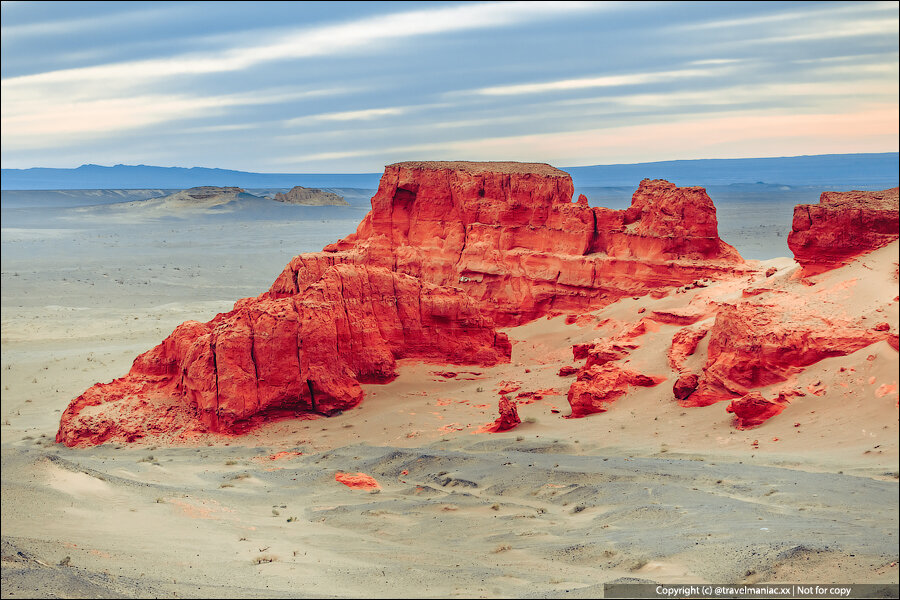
<box><xmin>2</xmin><ymin>1</ymin><xmax>897</xmax><ymax>172</ymax></box>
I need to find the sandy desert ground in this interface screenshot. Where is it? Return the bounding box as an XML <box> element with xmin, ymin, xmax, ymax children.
<box><xmin>1</xmin><ymin>189</ymin><xmax>897</xmax><ymax>598</ymax></box>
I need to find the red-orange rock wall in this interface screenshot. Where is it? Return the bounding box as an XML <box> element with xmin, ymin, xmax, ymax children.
<box><xmin>788</xmin><ymin>187</ymin><xmax>899</xmax><ymax>274</ymax></box>
<box><xmin>57</xmin><ymin>265</ymin><xmax>510</xmax><ymax>446</ymax></box>
<box><xmin>287</xmin><ymin>168</ymin><xmax>745</xmax><ymax>326</ymax></box>
<box><xmin>58</xmin><ymin>162</ymin><xmax>750</xmax><ymax>446</ymax></box>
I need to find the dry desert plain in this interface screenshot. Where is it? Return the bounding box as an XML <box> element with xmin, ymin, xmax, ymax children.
<box><xmin>1</xmin><ymin>174</ymin><xmax>898</xmax><ymax>598</ymax></box>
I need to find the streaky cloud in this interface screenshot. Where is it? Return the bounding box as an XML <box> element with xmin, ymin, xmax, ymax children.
<box><xmin>466</xmin><ymin>67</ymin><xmax>732</xmax><ymax>97</ymax></box>
<box><xmin>2</xmin><ymin>2</ymin><xmax>612</xmax><ymax>88</ymax></box>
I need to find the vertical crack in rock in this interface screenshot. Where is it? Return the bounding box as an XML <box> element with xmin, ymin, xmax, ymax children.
<box><xmin>210</xmin><ymin>335</ymin><xmax>220</xmax><ymax>431</ymax></box>
<box><xmin>248</xmin><ymin>318</ymin><xmax>260</xmax><ymax>419</ymax></box>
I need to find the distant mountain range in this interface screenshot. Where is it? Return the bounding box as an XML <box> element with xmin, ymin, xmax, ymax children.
<box><xmin>1</xmin><ymin>164</ymin><xmax>382</xmax><ymax>191</ymax></box>
<box><xmin>2</xmin><ymin>153</ymin><xmax>897</xmax><ymax>190</ymax></box>
<box><xmin>565</xmin><ymin>153</ymin><xmax>898</xmax><ymax>188</ymax></box>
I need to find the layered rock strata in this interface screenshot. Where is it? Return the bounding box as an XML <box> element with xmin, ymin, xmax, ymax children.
<box><xmin>58</xmin><ymin>161</ymin><xmax>750</xmax><ymax>446</ymax></box>
<box><xmin>57</xmin><ymin>265</ymin><xmax>510</xmax><ymax>446</ymax></box>
<box><xmin>271</xmin><ymin>163</ymin><xmax>745</xmax><ymax>326</ymax></box>
<box><xmin>788</xmin><ymin>187</ymin><xmax>899</xmax><ymax>275</ymax></box>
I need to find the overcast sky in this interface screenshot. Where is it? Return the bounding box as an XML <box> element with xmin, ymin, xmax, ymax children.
<box><xmin>2</xmin><ymin>1</ymin><xmax>898</xmax><ymax>172</ymax></box>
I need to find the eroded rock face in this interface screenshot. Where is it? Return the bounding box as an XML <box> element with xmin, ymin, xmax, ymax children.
<box><xmin>567</xmin><ymin>363</ymin><xmax>665</xmax><ymax>417</ymax></box>
<box><xmin>788</xmin><ymin>187</ymin><xmax>899</xmax><ymax>275</ymax></box>
<box><xmin>274</xmin><ymin>164</ymin><xmax>745</xmax><ymax>325</ymax></box>
<box><xmin>686</xmin><ymin>301</ymin><xmax>889</xmax><ymax>408</ymax></box>
<box><xmin>57</xmin><ymin>265</ymin><xmax>510</xmax><ymax>446</ymax></box>
<box><xmin>58</xmin><ymin>161</ymin><xmax>749</xmax><ymax>446</ymax></box>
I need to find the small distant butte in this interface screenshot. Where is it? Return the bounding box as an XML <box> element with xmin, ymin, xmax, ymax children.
<box><xmin>274</xmin><ymin>186</ymin><xmax>349</xmax><ymax>206</ymax></box>
<box><xmin>179</xmin><ymin>186</ymin><xmax>245</xmax><ymax>200</ymax></box>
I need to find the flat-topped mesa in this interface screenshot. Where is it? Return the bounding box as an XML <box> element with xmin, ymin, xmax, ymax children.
<box><xmin>388</xmin><ymin>160</ymin><xmax>571</xmax><ymax>177</ymax></box>
<box><xmin>274</xmin><ymin>186</ymin><xmax>349</xmax><ymax>206</ymax></box>
<box><xmin>179</xmin><ymin>186</ymin><xmax>245</xmax><ymax>199</ymax></box>
<box><xmin>278</xmin><ymin>164</ymin><xmax>745</xmax><ymax>325</ymax></box>
<box><xmin>788</xmin><ymin>187</ymin><xmax>899</xmax><ymax>275</ymax></box>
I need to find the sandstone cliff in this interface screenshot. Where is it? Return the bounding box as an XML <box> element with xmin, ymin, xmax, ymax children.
<box><xmin>57</xmin><ymin>264</ymin><xmax>510</xmax><ymax>446</ymax></box>
<box><xmin>271</xmin><ymin>162</ymin><xmax>746</xmax><ymax>326</ymax></box>
<box><xmin>788</xmin><ymin>187</ymin><xmax>899</xmax><ymax>275</ymax></box>
<box><xmin>67</xmin><ymin>161</ymin><xmax>855</xmax><ymax>447</ymax></box>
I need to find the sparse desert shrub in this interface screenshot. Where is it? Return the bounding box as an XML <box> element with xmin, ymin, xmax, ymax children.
<box><xmin>253</xmin><ymin>554</ymin><xmax>278</xmax><ymax>565</ymax></box>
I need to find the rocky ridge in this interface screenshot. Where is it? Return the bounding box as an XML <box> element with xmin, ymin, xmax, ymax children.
<box><xmin>56</xmin><ymin>162</ymin><xmax>899</xmax><ymax>445</ymax></box>
<box><xmin>788</xmin><ymin>187</ymin><xmax>899</xmax><ymax>275</ymax></box>
<box><xmin>271</xmin><ymin>162</ymin><xmax>747</xmax><ymax>326</ymax></box>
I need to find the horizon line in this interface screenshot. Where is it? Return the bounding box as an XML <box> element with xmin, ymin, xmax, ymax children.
<box><xmin>3</xmin><ymin>150</ymin><xmax>898</xmax><ymax>175</ymax></box>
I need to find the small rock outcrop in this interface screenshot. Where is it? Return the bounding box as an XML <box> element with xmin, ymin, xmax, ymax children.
<box><xmin>481</xmin><ymin>396</ymin><xmax>522</xmax><ymax>432</ymax></box>
<box><xmin>274</xmin><ymin>186</ymin><xmax>349</xmax><ymax>206</ymax></box>
<box><xmin>149</xmin><ymin>186</ymin><xmax>247</xmax><ymax>208</ymax></box>
<box><xmin>335</xmin><ymin>472</ymin><xmax>380</xmax><ymax>490</ymax></box>
<box><xmin>726</xmin><ymin>392</ymin><xmax>788</xmax><ymax>429</ymax></box>
<box><xmin>788</xmin><ymin>187</ymin><xmax>899</xmax><ymax>275</ymax></box>
<box><xmin>685</xmin><ymin>299</ymin><xmax>892</xmax><ymax>408</ymax></box>
<box><xmin>567</xmin><ymin>363</ymin><xmax>665</xmax><ymax>417</ymax></box>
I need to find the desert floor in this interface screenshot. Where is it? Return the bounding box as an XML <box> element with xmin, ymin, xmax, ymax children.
<box><xmin>2</xmin><ymin>191</ymin><xmax>897</xmax><ymax>598</ymax></box>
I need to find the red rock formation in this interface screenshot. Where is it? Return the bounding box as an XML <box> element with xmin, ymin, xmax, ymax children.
<box><xmin>726</xmin><ymin>392</ymin><xmax>788</xmax><ymax>429</ymax></box>
<box><xmin>667</xmin><ymin>326</ymin><xmax>709</xmax><ymax>372</ymax></box>
<box><xmin>567</xmin><ymin>363</ymin><xmax>665</xmax><ymax>417</ymax></box>
<box><xmin>335</xmin><ymin>472</ymin><xmax>380</xmax><ymax>490</ymax></box>
<box><xmin>58</xmin><ymin>162</ymin><xmax>750</xmax><ymax>446</ymax></box>
<box><xmin>673</xmin><ymin>374</ymin><xmax>700</xmax><ymax>401</ymax></box>
<box><xmin>483</xmin><ymin>396</ymin><xmax>521</xmax><ymax>432</ymax></box>
<box><xmin>57</xmin><ymin>265</ymin><xmax>510</xmax><ymax>446</ymax></box>
<box><xmin>273</xmin><ymin>165</ymin><xmax>745</xmax><ymax>326</ymax></box>
<box><xmin>649</xmin><ymin>306</ymin><xmax>708</xmax><ymax>326</ymax></box>
<box><xmin>687</xmin><ymin>301</ymin><xmax>889</xmax><ymax>408</ymax></box>
<box><xmin>788</xmin><ymin>187</ymin><xmax>899</xmax><ymax>275</ymax></box>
